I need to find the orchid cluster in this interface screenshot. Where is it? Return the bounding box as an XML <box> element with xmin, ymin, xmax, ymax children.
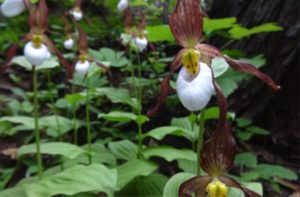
<box><xmin>147</xmin><ymin>0</ymin><xmax>279</xmax><ymax>196</ymax></box>
<box><xmin>0</xmin><ymin>0</ymin><xmax>71</xmax><ymax>75</ymax></box>
<box><xmin>118</xmin><ymin>1</ymin><xmax>149</xmax><ymax>53</ymax></box>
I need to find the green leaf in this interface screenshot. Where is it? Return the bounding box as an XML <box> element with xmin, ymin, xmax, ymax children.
<box><xmin>234</xmin><ymin>152</ymin><xmax>257</xmax><ymax>169</ymax></box>
<box><xmin>255</xmin><ymin>164</ymin><xmax>298</xmax><ymax>180</ymax></box>
<box><xmin>204</xmin><ymin>107</ymin><xmax>235</xmax><ymax>120</ymax></box>
<box><xmin>204</xmin><ymin>17</ymin><xmax>237</xmax><ymax>33</ymax></box>
<box><xmin>0</xmin><ymin>187</ymin><xmax>26</xmax><ymax>197</ymax></box>
<box><xmin>177</xmin><ymin>159</ymin><xmax>197</xmax><ymax>174</ymax></box>
<box><xmin>65</xmin><ymin>93</ymin><xmax>85</xmax><ymax>106</ymax></box>
<box><xmin>116</xmin><ymin>159</ymin><xmax>158</xmax><ymax>190</ymax></box>
<box><xmin>228</xmin><ymin>182</ymin><xmax>263</xmax><ymax>197</ymax></box>
<box><xmin>246</xmin><ymin>126</ymin><xmax>270</xmax><ymax>135</ymax></box>
<box><xmin>143</xmin><ymin>146</ymin><xmax>196</xmax><ymax>162</ymax></box>
<box><xmin>241</xmin><ymin>55</ymin><xmax>266</xmax><ymax>68</ymax></box>
<box><xmin>163</xmin><ymin>172</ymin><xmax>195</xmax><ymax>197</ymax></box>
<box><xmin>211</xmin><ymin>57</ymin><xmax>230</xmax><ymax>77</ymax></box>
<box><xmin>12</xmin><ymin>56</ymin><xmax>59</xmax><ymax>70</ymax></box>
<box><xmin>146</xmin><ymin>25</ymin><xmax>175</xmax><ymax>42</ymax></box>
<box><xmin>229</xmin><ymin>23</ymin><xmax>283</xmax><ymax>39</ymax></box>
<box><xmin>117</xmin><ymin>173</ymin><xmax>168</xmax><ymax>197</ymax></box>
<box><xmin>95</xmin><ymin>87</ymin><xmax>138</xmax><ymax>109</ymax></box>
<box><xmin>236</xmin><ymin>130</ymin><xmax>254</xmax><ymax>141</ymax></box>
<box><xmin>142</xmin><ymin>126</ymin><xmax>194</xmax><ymax>141</ymax></box>
<box><xmin>108</xmin><ymin>140</ymin><xmax>138</xmax><ymax>161</ymax></box>
<box><xmin>216</xmin><ymin>76</ymin><xmax>238</xmax><ymax>97</ymax></box>
<box><xmin>99</xmin><ymin>111</ymin><xmax>148</xmax><ymax>125</ymax></box>
<box><xmin>18</xmin><ymin>142</ymin><xmax>85</xmax><ymax>159</ymax></box>
<box><xmin>23</xmin><ymin>164</ymin><xmax>117</xmax><ymax>197</ymax></box>
<box><xmin>236</xmin><ymin>118</ymin><xmax>252</xmax><ymax>127</ymax></box>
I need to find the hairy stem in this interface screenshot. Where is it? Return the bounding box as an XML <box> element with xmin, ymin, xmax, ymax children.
<box><xmin>86</xmin><ymin>78</ymin><xmax>92</xmax><ymax>164</ymax></box>
<box><xmin>197</xmin><ymin>109</ymin><xmax>206</xmax><ymax>176</ymax></box>
<box><xmin>46</xmin><ymin>71</ymin><xmax>64</xmax><ymax>170</ymax></box>
<box><xmin>33</xmin><ymin>67</ymin><xmax>43</xmax><ymax>179</ymax></box>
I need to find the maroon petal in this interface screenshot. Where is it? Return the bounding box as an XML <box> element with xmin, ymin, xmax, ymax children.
<box><xmin>147</xmin><ymin>75</ymin><xmax>171</xmax><ymax>117</ymax></box>
<box><xmin>137</xmin><ymin>12</ymin><xmax>146</xmax><ymax>32</ymax></box>
<box><xmin>74</xmin><ymin>0</ymin><xmax>82</xmax><ymax>8</ymax></box>
<box><xmin>169</xmin><ymin>49</ymin><xmax>185</xmax><ymax>72</ymax></box>
<box><xmin>62</xmin><ymin>15</ymin><xmax>72</xmax><ymax>35</ymax></box>
<box><xmin>201</xmin><ymin>124</ymin><xmax>236</xmax><ymax>177</ymax></box>
<box><xmin>170</xmin><ymin>0</ymin><xmax>203</xmax><ymax>48</ymax></box>
<box><xmin>75</xmin><ymin>24</ymin><xmax>88</xmax><ymax>54</ymax></box>
<box><xmin>179</xmin><ymin>175</ymin><xmax>212</xmax><ymax>197</ymax></box>
<box><xmin>220</xmin><ymin>176</ymin><xmax>261</xmax><ymax>197</ymax></box>
<box><xmin>224</xmin><ymin>57</ymin><xmax>279</xmax><ymax>91</ymax></box>
<box><xmin>0</xmin><ymin>43</ymin><xmax>19</xmax><ymax>74</ymax></box>
<box><xmin>29</xmin><ymin>0</ymin><xmax>48</xmax><ymax>33</ymax></box>
<box><xmin>42</xmin><ymin>35</ymin><xmax>73</xmax><ymax>78</ymax></box>
<box><xmin>196</xmin><ymin>44</ymin><xmax>222</xmax><ymax>59</ymax></box>
<box><xmin>211</xmin><ymin>70</ymin><xmax>227</xmax><ymax>130</ymax></box>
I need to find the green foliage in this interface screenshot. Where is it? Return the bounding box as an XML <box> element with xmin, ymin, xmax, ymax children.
<box><xmin>18</xmin><ymin>142</ymin><xmax>86</xmax><ymax>159</ymax></box>
<box><xmin>163</xmin><ymin>173</ymin><xmax>195</xmax><ymax>197</ymax></box>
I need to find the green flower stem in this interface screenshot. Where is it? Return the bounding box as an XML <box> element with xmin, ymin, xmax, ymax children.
<box><xmin>46</xmin><ymin>71</ymin><xmax>62</xmax><ymax>140</ymax></box>
<box><xmin>85</xmin><ymin>78</ymin><xmax>92</xmax><ymax>164</ymax></box>
<box><xmin>71</xmin><ymin>81</ymin><xmax>78</xmax><ymax>145</ymax></box>
<box><xmin>129</xmin><ymin>50</ymin><xmax>143</xmax><ymax>159</ymax></box>
<box><xmin>46</xmin><ymin>71</ymin><xmax>64</xmax><ymax>171</ymax></box>
<box><xmin>32</xmin><ymin>67</ymin><xmax>43</xmax><ymax>179</ymax></box>
<box><xmin>136</xmin><ymin>53</ymin><xmax>144</xmax><ymax>159</ymax></box>
<box><xmin>197</xmin><ymin>108</ymin><xmax>206</xmax><ymax>176</ymax></box>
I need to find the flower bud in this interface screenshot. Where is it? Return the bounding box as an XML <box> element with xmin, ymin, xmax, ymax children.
<box><xmin>135</xmin><ymin>36</ymin><xmax>148</xmax><ymax>52</ymax></box>
<box><xmin>176</xmin><ymin>62</ymin><xmax>214</xmax><ymax>111</ymax></box>
<box><xmin>0</xmin><ymin>0</ymin><xmax>25</xmax><ymax>17</ymax></box>
<box><xmin>70</xmin><ymin>9</ymin><xmax>83</xmax><ymax>21</ymax></box>
<box><xmin>117</xmin><ymin>0</ymin><xmax>129</xmax><ymax>11</ymax></box>
<box><xmin>24</xmin><ymin>41</ymin><xmax>49</xmax><ymax>66</ymax></box>
<box><xmin>75</xmin><ymin>60</ymin><xmax>90</xmax><ymax>75</ymax></box>
<box><xmin>206</xmin><ymin>180</ymin><xmax>228</xmax><ymax>197</ymax></box>
<box><xmin>64</xmin><ymin>38</ymin><xmax>74</xmax><ymax>50</ymax></box>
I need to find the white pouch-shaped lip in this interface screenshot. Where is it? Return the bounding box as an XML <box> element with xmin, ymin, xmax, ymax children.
<box><xmin>64</xmin><ymin>38</ymin><xmax>74</xmax><ymax>50</ymax></box>
<box><xmin>24</xmin><ymin>42</ymin><xmax>49</xmax><ymax>66</ymax></box>
<box><xmin>176</xmin><ymin>62</ymin><xmax>215</xmax><ymax>112</ymax></box>
<box><xmin>117</xmin><ymin>0</ymin><xmax>128</xmax><ymax>11</ymax></box>
<box><xmin>135</xmin><ymin>37</ymin><xmax>148</xmax><ymax>52</ymax></box>
<box><xmin>75</xmin><ymin>60</ymin><xmax>90</xmax><ymax>75</ymax></box>
<box><xmin>0</xmin><ymin>0</ymin><xmax>25</xmax><ymax>17</ymax></box>
<box><xmin>70</xmin><ymin>9</ymin><xmax>83</xmax><ymax>21</ymax></box>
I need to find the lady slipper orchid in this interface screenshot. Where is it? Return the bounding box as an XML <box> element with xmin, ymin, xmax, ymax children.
<box><xmin>179</xmin><ymin>124</ymin><xmax>260</xmax><ymax>197</ymax></box>
<box><xmin>0</xmin><ymin>0</ymin><xmax>26</xmax><ymax>17</ymax></box>
<box><xmin>177</xmin><ymin>62</ymin><xmax>214</xmax><ymax>111</ymax></box>
<box><xmin>117</xmin><ymin>0</ymin><xmax>129</xmax><ymax>12</ymax></box>
<box><xmin>71</xmin><ymin>24</ymin><xmax>111</xmax><ymax>79</ymax></box>
<box><xmin>0</xmin><ymin>0</ymin><xmax>72</xmax><ymax>75</ymax></box>
<box><xmin>62</xmin><ymin>16</ymin><xmax>75</xmax><ymax>50</ymax></box>
<box><xmin>147</xmin><ymin>0</ymin><xmax>279</xmax><ymax>116</ymax></box>
<box><xmin>69</xmin><ymin>0</ymin><xmax>83</xmax><ymax>21</ymax></box>
<box><xmin>135</xmin><ymin>35</ymin><xmax>148</xmax><ymax>52</ymax></box>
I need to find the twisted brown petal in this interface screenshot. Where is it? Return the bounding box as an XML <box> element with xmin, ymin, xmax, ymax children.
<box><xmin>137</xmin><ymin>12</ymin><xmax>146</xmax><ymax>32</ymax></box>
<box><xmin>179</xmin><ymin>175</ymin><xmax>212</xmax><ymax>197</ymax></box>
<box><xmin>42</xmin><ymin>35</ymin><xmax>73</xmax><ymax>78</ymax></box>
<box><xmin>224</xmin><ymin>57</ymin><xmax>280</xmax><ymax>91</ymax></box>
<box><xmin>62</xmin><ymin>15</ymin><xmax>72</xmax><ymax>35</ymax></box>
<box><xmin>90</xmin><ymin>58</ymin><xmax>114</xmax><ymax>85</ymax></box>
<box><xmin>170</xmin><ymin>49</ymin><xmax>185</xmax><ymax>72</ymax></box>
<box><xmin>147</xmin><ymin>75</ymin><xmax>171</xmax><ymax>117</ymax></box>
<box><xmin>201</xmin><ymin>124</ymin><xmax>236</xmax><ymax>177</ymax></box>
<box><xmin>0</xmin><ymin>43</ymin><xmax>19</xmax><ymax>74</ymax></box>
<box><xmin>170</xmin><ymin>0</ymin><xmax>203</xmax><ymax>48</ymax></box>
<box><xmin>28</xmin><ymin>0</ymin><xmax>48</xmax><ymax>33</ymax></box>
<box><xmin>220</xmin><ymin>176</ymin><xmax>261</xmax><ymax>197</ymax></box>
<box><xmin>75</xmin><ymin>24</ymin><xmax>88</xmax><ymax>54</ymax></box>
<box><xmin>196</xmin><ymin>44</ymin><xmax>222</xmax><ymax>58</ymax></box>
<box><xmin>74</xmin><ymin>0</ymin><xmax>82</xmax><ymax>8</ymax></box>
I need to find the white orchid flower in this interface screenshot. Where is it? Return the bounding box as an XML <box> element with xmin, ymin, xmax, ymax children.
<box><xmin>75</xmin><ymin>60</ymin><xmax>90</xmax><ymax>75</ymax></box>
<box><xmin>117</xmin><ymin>0</ymin><xmax>129</xmax><ymax>11</ymax></box>
<box><xmin>24</xmin><ymin>38</ymin><xmax>50</xmax><ymax>66</ymax></box>
<box><xmin>176</xmin><ymin>50</ymin><xmax>214</xmax><ymax>111</ymax></box>
<box><xmin>0</xmin><ymin>0</ymin><xmax>26</xmax><ymax>17</ymax></box>
<box><xmin>63</xmin><ymin>38</ymin><xmax>74</xmax><ymax>50</ymax></box>
<box><xmin>135</xmin><ymin>36</ymin><xmax>148</xmax><ymax>52</ymax></box>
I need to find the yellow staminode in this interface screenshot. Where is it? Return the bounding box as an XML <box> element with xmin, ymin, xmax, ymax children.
<box><xmin>79</xmin><ymin>54</ymin><xmax>88</xmax><ymax>63</ymax></box>
<box><xmin>32</xmin><ymin>35</ymin><xmax>42</xmax><ymax>48</ymax></box>
<box><xmin>206</xmin><ymin>180</ymin><xmax>228</xmax><ymax>197</ymax></box>
<box><xmin>182</xmin><ymin>49</ymin><xmax>200</xmax><ymax>75</ymax></box>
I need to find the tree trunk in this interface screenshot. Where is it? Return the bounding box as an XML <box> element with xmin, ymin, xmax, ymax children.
<box><xmin>209</xmin><ymin>0</ymin><xmax>300</xmax><ymax>168</ymax></box>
